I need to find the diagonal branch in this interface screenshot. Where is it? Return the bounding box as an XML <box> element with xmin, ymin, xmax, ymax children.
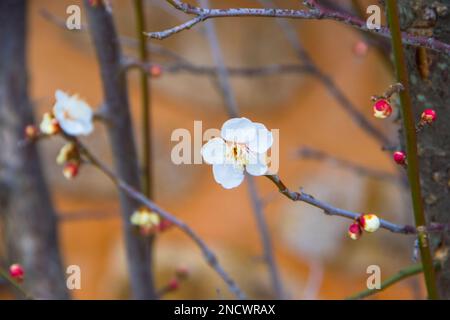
<box><xmin>70</xmin><ymin>138</ymin><xmax>246</xmax><ymax>299</ymax></box>
<box><xmin>346</xmin><ymin>261</ymin><xmax>441</xmax><ymax>300</ymax></box>
<box><xmin>259</xmin><ymin>0</ymin><xmax>390</xmax><ymax>146</ymax></box>
<box><xmin>145</xmin><ymin>0</ymin><xmax>450</xmax><ymax>55</ymax></box>
<box><xmin>265</xmin><ymin>175</ymin><xmax>417</xmax><ymax>234</ymax></box>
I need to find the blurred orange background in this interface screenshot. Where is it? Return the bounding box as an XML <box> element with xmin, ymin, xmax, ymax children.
<box><xmin>4</xmin><ymin>0</ymin><xmax>423</xmax><ymax>299</ymax></box>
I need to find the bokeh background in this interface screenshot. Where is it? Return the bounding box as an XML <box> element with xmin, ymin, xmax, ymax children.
<box><xmin>1</xmin><ymin>0</ymin><xmax>422</xmax><ymax>299</ymax></box>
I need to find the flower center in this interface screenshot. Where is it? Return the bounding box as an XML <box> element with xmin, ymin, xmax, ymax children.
<box><xmin>63</xmin><ymin>109</ymin><xmax>75</xmax><ymax>121</ymax></box>
<box><xmin>225</xmin><ymin>141</ymin><xmax>250</xmax><ymax>168</ymax></box>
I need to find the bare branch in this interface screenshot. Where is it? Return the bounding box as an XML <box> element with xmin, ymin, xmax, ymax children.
<box><xmin>265</xmin><ymin>175</ymin><xmax>417</xmax><ymax>234</ymax></box>
<box><xmin>124</xmin><ymin>57</ymin><xmax>314</xmax><ymax>77</ymax></box>
<box><xmin>84</xmin><ymin>0</ymin><xmax>156</xmax><ymax>299</ymax></box>
<box><xmin>145</xmin><ymin>0</ymin><xmax>450</xmax><ymax>55</ymax></box>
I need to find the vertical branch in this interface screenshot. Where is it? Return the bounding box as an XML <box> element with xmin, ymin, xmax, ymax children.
<box><xmin>84</xmin><ymin>1</ymin><xmax>156</xmax><ymax>299</ymax></box>
<box><xmin>133</xmin><ymin>0</ymin><xmax>153</xmax><ymax>198</ymax></box>
<box><xmin>199</xmin><ymin>0</ymin><xmax>284</xmax><ymax>299</ymax></box>
<box><xmin>0</xmin><ymin>0</ymin><xmax>68</xmax><ymax>299</ymax></box>
<box><xmin>247</xmin><ymin>177</ymin><xmax>285</xmax><ymax>299</ymax></box>
<box><xmin>386</xmin><ymin>0</ymin><xmax>438</xmax><ymax>300</ymax></box>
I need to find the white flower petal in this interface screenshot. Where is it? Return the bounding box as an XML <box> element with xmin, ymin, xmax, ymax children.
<box><xmin>221</xmin><ymin>117</ymin><xmax>256</xmax><ymax>143</ymax></box>
<box><xmin>201</xmin><ymin>137</ymin><xmax>226</xmax><ymax>164</ymax></box>
<box><xmin>248</xmin><ymin>122</ymin><xmax>273</xmax><ymax>153</ymax></box>
<box><xmin>246</xmin><ymin>152</ymin><xmax>268</xmax><ymax>176</ymax></box>
<box><xmin>246</xmin><ymin>163</ymin><xmax>268</xmax><ymax>176</ymax></box>
<box><xmin>55</xmin><ymin>90</ymin><xmax>69</xmax><ymax>101</ymax></box>
<box><xmin>212</xmin><ymin>164</ymin><xmax>245</xmax><ymax>189</ymax></box>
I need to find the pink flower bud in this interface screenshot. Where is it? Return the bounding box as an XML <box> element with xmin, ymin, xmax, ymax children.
<box><xmin>359</xmin><ymin>214</ymin><xmax>380</xmax><ymax>233</ymax></box>
<box><xmin>9</xmin><ymin>263</ymin><xmax>24</xmax><ymax>282</ymax></box>
<box><xmin>25</xmin><ymin>125</ymin><xmax>39</xmax><ymax>140</ymax></box>
<box><xmin>150</xmin><ymin>65</ymin><xmax>162</xmax><ymax>78</ymax></box>
<box><xmin>373</xmin><ymin>99</ymin><xmax>392</xmax><ymax>119</ymax></box>
<box><xmin>393</xmin><ymin>151</ymin><xmax>406</xmax><ymax>165</ymax></box>
<box><xmin>63</xmin><ymin>162</ymin><xmax>79</xmax><ymax>179</ymax></box>
<box><xmin>421</xmin><ymin>109</ymin><xmax>436</xmax><ymax>124</ymax></box>
<box><xmin>348</xmin><ymin>222</ymin><xmax>362</xmax><ymax>240</ymax></box>
<box><xmin>158</xmin><ymin>219</ymin><xmax>173</xmax><ymax>232</ymax></box>
<box><xmin>353</xmin><ymin>41</ymin><xmax>369</xmax><ymax>57</ymax></box>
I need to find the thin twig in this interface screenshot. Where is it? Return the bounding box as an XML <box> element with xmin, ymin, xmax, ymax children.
<box><xmin>145</xmin><ymin>0</ymin><xmax>450</xmax><ymax>55</ymax></box>
<box><xmin>247</xmin><ymin>176</ymin><xmax>285</xmax><ymax>299</ymax></box>
<box><xmin>265</xmin><ymin>174</ymin><xmax>416</xmax><ymax>234</ymax></box>
<box><xmin>346</xmin><ymin>261</ymin><xmax>441</xmax><ymax>300</ymax></box>
<box><xmin>124</xmin><ymin>58</ymin><xmax>315</xmax><ymax>77</ymax></box>
<box><xmin>386</xmin><ymin>0</ymin><xmax>439</xmax><ymax>300</ymax></box>
<box><xmin>0</xmin><ymin>268</ymin><xmax>33</xmax><ymax>300</ymax></box>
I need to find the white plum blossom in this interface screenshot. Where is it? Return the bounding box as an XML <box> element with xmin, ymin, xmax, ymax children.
<box><xmin>201</xmin><ymin>117</ymin><xmax>273</xmax><ymax>189</ymax></box>
<box><xmin>53</xmin><ymin>90</ymin><xmax>94</xmax><ymax>136</ymax></box>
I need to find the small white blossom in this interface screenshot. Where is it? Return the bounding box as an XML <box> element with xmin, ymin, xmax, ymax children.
<box><xmin>39</xmin><ymin>112</ymin><xmax>59</xmax><ymax>135</ymax></box>
<box><xmin>53</xmin><ymin>90</ymin><xmax>93</xmax><ymax>136</ymax></box>
<box><xmin>201</xmin><ymin>117</ymin><xmax>273</xmax><ymax>189</ymax></box>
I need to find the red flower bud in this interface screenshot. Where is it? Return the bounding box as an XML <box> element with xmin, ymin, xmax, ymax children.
<box><xmin>158</xmin><ymin>219</ymin><xmax>173</xmax><ymax>232</ymax></box>
<box><xmin>63</xmin><ymin>162</ymin><xmax>79</xmax><ymax>179</ymax></box>
<box><xmin>421</xmin><ymin>109</ymin><xmax>436</xmax><ymax>124</ymax></box>
<box><xmin>9</xmin><ymin>263</ymin><xmax>24</xmax><ymax>282</ymax></box>
<box><xmin>393</xmin><ymin>151</ymin><xmax>406</xmax><ymax>165</ymax></box>
<box><xmin>373</xmin><ymin>99</ymin><xmax>392</xmax><ymax>119</ymax></box>
<box><xmin>168</xmin><ymin>278</ymin><xmax>179</xmax><ymax>291</ymax></box>
<box><xmin>348</xmin><ymin>222</ymin><xmax>362</xmax><ymax>240</ymax></box>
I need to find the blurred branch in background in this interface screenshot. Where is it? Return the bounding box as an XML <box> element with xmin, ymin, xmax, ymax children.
<box><xmin>199</xmin><ymin>0</ymin><xmax>285</xmax><ymax>299</ymax></box>
<box><xmin>0</xmin><ymin>0</ymin><xmax>68</xmax><ymax>299</ymax></box>
<box><xmin>67</xmin><ymin>137</ymin><xmax>247</xmax><ymax>299</ymax></box>
<box><xmin>84</xmin><ymin>0</ymin><xmax>156</xmax><ymax>299</ymax></box>
<box><xmin>260</xmin><ymin>0</ymin><xmax>391</xmax><ymax>147</ymax></box>
<box><xmin>146</xmin><ymin>0</ymin><xmax>450</xmax><ymax>55</ymax></box>
<box><xmin>297</xmin><ymin>146</ymin><xmax>401</xmax><ymax>185</ymax></box>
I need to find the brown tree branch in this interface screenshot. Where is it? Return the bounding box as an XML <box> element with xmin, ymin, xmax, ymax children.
<box><xmin>265</xmin><ymin>175</ymin><xmax>417</xmax><ymax>234</ymax></box>
<box><xmin>145</xmin><ymin>0</ymin><xmax>450</xmax><ymax>55</ymax></box>
<box><xmin>0</xmin><ymin>0</ymin><xmax>68</xmax><ymax>299</ymax></box>
<box><xmin>84</xmin><ymin>0</ymin><xmax>156</xmax><ymax>299</ymax></box>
